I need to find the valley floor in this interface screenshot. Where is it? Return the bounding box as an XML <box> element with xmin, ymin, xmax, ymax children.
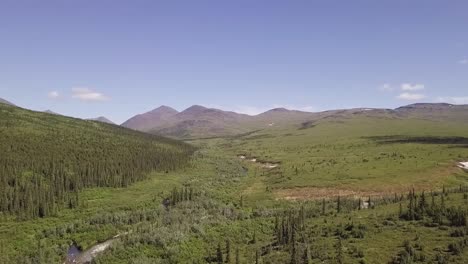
<box><xmin>2</xmin><ymin>137</ymin><xmax>468</xmax><ymax>263</ymax></box>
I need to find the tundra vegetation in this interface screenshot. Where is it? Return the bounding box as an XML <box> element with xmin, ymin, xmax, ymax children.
<box><xmin>1</xmin><ymin>103</ymin><xmax>468</xmax><ymax>263</ymax></box>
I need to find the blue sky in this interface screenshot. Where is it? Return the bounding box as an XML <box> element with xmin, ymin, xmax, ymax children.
<box><xmin>1</xmin><ymin>0</ymin><xmax>467</xmax><ymax>124</ymax></box>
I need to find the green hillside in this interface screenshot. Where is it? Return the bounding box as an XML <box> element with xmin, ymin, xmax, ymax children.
<box><xmin>0</xmin><ymin>104</ymin><xmax>195</xmax><ymax>220</ymax></box>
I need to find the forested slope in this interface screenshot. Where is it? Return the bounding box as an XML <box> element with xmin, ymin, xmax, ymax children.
<box><xmin>0</xmin><ymin>104</ymin><xmax>195</xmax><ymax>219</ymax></box>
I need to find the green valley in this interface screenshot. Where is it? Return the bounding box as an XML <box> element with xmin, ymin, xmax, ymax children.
<box><xmin>1</xmin><ymin>101</ymin><xmax>468</xmax><ymax>263</ymax></box>
<box><xmin>2</xmin><ymin>2</ymin><xmax>468</xmax><ymax>263</ymax></box>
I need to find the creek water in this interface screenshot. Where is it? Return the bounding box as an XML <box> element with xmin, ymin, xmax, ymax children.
<box><xmin>65</xmin><ymin>236</ymin><xmax>120</xmax><ymax>264</ymax></box>
<box><xmin>459</xmin><ymin>162</ymin><xmax>468</xmax><ymax>171</ymax></box>
<box><xmin>238</xmin><ymin>155</ymin><xmax>279</xmax><ymax>169</ymax></box>
<box><xmin>66</xmin><ymin>244</ymin><xmax>82</xmax><ymax>263</ymax></box>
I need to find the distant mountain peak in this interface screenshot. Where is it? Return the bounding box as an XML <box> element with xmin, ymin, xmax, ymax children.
<box><xmin>182</xmin><ymin>105</ymin><xmax>208</xmax><ymax>113</ymax></box>
<box><xmin>149</xmin><ymin>105</ymin><xmax>179</xmax><ymax>114</ymax></box>
<box><xmin>89</xmin><ymin>116</ymin><xmax>115</xmax><ymax>124</ymax></box>
<box><xmin>44</xmin><ymin>110</ymin><xmax>59</xmax><ymax>115</ymax></box>
<box><xmin>259</xmin><ymin>107</ymin><xmax>307</xmax><ymax>116</ymax></box>
<box><xmin>122</xmin><ymin>105</ymin><xmax>179</xmax><ymax>131</ymax></box>
<box><xmin>267</xmin><ymin>107</ymin><xmax>290</xmax><ymax>112</ymax></box>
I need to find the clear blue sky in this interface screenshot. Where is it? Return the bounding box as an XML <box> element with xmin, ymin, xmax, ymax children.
<box><xmin>1</xmin><ymin>0</ymin><xmax>467</xmax><ymax>124</ymax></box>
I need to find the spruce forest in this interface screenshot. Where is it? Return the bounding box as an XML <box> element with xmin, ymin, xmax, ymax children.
<box><xmin>0</xmin><ymin>104</ymin><xmax>195</xmax><ymax>220</ymax></box>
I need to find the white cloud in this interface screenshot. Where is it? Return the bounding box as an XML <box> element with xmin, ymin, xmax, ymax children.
<box><xmin>379</xmin><ymin>83</ymin><xmax>394</xmax><ymax>92</ymax></box>
<box><xmin>71</xmin><ymin>87</ymin><xmax>109</xmax><ymax>101</ymax></box>
<box><xmin>435</xmin><ymin>96</ymin><xmax>468</xmax><ymax>104</ymax></box>
<box><xmin>401</xmin><ymin>83</ymin><xmax>425</xmax><ymax>91</ymax></box>
<box><xmin>48</xmin><ymin>91</ymin><xmax>60</xmax><ymax>99</ymax></box>
<box><xmin>459</xmin><ymin>59</ymin><xmax>468</xmax><ymax>65</ymax></box>
<box><xmin>397</xmin><ymin>93</ymin><xmax>426</xmax><ymax>101</ymax></box>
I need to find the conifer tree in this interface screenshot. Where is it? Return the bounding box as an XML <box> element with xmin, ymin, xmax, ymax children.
<box><xmin>302</xmin><ymin>246</ymin><xmax>310</xmax><ymax>264</ymax></box>
<box><xmin>431</xmin><ymin>192</ymin><xmax>435</xmax><ymax>209</ymax></box>
<box><xmin>418</xmin><ymin>191</ymin><xmax>427</xmax><ymax>218</ymax></box>
<box><xmin>217</xmin><ymin>243</ymin><xmax>223</xmax><ymax>264</ymax></box>
<box><xmin>441</xmin><ymin>194</ymin><xmax>446</xmax><ymax>211</ymax></box>
<box><xmin>337</xmin><ymin>196</ymin><xmax>341</xmax><ymax>213</ymax></box>
<box><xmin>336</xmin><ymin>238</ymin><xmax>344</xmax><ymax>264</ymax></box>
<box><xmin>322</xmin><ymin>199</ymin><xmax>326</xmax><ymax>215</ymax></box>
<box><xmin>290</xmin><ymin>230</ymin><xmax>297</xmax><ymax>264</ymax></box>
<box><xmin>226</xmin><ymin>240</ymin><xmax>231</xmax><ymax>263</ymax></box>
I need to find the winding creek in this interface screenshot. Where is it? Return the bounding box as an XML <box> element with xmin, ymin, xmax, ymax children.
<box><xmin>65</xmin><ymin>233</ymin><xmax>126</xmax><ymax>264</ymax></box>
<box><xmin>458</xmin><ymin>161</ymin><xmax>468</xmax><ymax>171</ymax></box>
<box><xmin>238</xmin><ymin>155</ymin><xmax>280</xmax><ymax>169</ymax></box>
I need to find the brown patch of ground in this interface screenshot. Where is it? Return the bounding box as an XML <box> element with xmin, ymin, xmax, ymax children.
<box><xmin>274</xmin><ymin>187</ymin><xmax>391</xmax><ymax>201</ymax></box>
<box><xmin>275</xmin><ymin>162</ymin><xmax>465</xmax><ymax>201</ymax></box>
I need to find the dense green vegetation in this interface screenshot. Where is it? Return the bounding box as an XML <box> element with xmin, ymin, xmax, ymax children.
<box><xmin>3</xmin><ymin>145</ymin><xmax>468</xmax><ymax>263</ymax></box>
<box><xmin>223</xmin><ymin>116</ymin><xmax>468</xmax><ymax>196</ymax></box>
<box><xmin>2</xmin><ymin>104</ymin><xmax>468</xmax><ymax>263</ymax></box>
<box><xmin>81</xmin><ymin>148</ymin><xmax>468</xmax><ymax>264</ymax></box>
<box><xmin>0</xmin><ymin>104</ymin><xmax>195</xmax><ymax>220</ymax></box>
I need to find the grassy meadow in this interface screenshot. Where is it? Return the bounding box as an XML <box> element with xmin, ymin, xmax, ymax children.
<box><xmin>222</xmin><ymin>116</ymin><xmax>468</xmax><ymax>198</ymax></box>
<box><xmin>2</xmin><ymin>112</ymin><xmax>468</xmax><ymax>263</ymax></box>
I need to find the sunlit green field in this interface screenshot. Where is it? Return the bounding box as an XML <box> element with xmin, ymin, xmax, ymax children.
<box><xmin>2</xmin><ymin>142</ymin><xmax>468</xmax><ymax>263</ymax></box>
<box><xmin>221</xmin><ymin>116</ymin><xmax>468</xmax><ymax>198</ymax></box>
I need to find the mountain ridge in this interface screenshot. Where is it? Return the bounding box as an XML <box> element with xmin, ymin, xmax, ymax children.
<box><xmin>122</xmin><ymin>102</ymin><xmax>468</xmax><ymax>139</ymax></box>
<box><xmin>4</xmin><ymin>99</ymin><xmax>466</xmax><ymax>139</ymax></box>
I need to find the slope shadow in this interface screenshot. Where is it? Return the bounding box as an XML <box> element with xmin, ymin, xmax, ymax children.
<box><xmin>366</xmin><ymin>135</ymin><xmax>468</xmax><ymax>148</ymax></box>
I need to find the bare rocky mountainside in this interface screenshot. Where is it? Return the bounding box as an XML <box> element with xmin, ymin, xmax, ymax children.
<box><xmin>122</xmin><ymin>106</ymin><xmax>179</xmax><ymax>131</ymax></box>
<box><xmin>121</xmin><ymin>103</ymin><xmax>468</xmax><ymax>139</ymax></box>
<box><xmin>122</xmin><ymin>105</ymin><xmax>251</xmax><ymax>138</ymax></box>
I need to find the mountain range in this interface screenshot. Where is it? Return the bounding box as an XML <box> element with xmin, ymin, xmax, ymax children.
<box><xmin>122</xmin><ymin>103</ymin><xmax>468</xmax><ymax>139</ymax></box>
<box><xmin>2</xmin><ymin>96</ymin><xmax>468</xmax><ymax>139</ymax></box>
